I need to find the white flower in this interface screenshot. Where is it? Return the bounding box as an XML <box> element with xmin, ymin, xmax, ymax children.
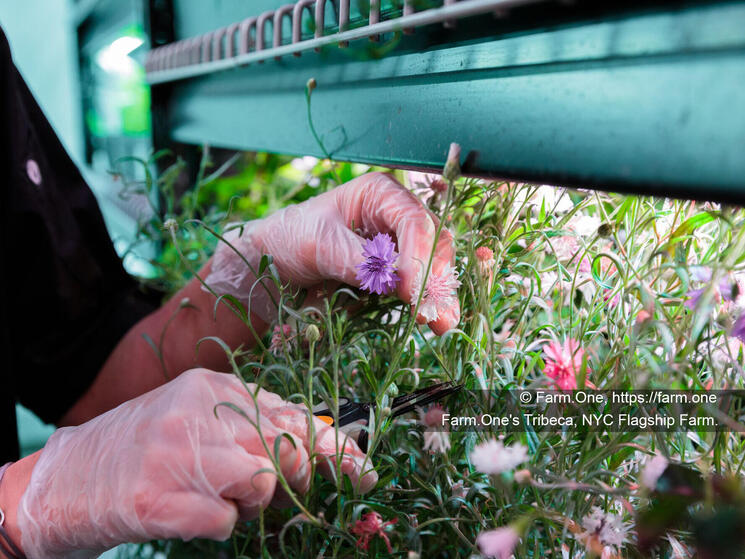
<box><xmin>290</xmin><ymin>155</ymin><xmax>319</xmax><ymax>171</ymax></box>
<box><xmin>566</xmin><ymin>214</ymin><xmax>601</xmax><ymax>237</ymax></box>
<box><xmin>451</xmin><ymin>480</ymin><xmax>468</xmax><ymax>499</ymax></box>
<box><xmin>707</xmin><ymin>336</ymin><xmax>744</xmax><ymax>370</ymax></box>
<box><xmin>512</xmin><ymin>185</ymin><xmax>572</xmax><ymax>213</ymax></box>
<box><xmin>640</xmin><ymin>454</ymin><xmax>668</xmax><ymax>489</ymax></box>
<box><xmin>470</xmin><ymin>439</ymin><xmax>528</xmax><ymax>475</ymax></box>
<box><xmin>551</xmin><ymin>235</ymin><xmax>580</xmax><ymax>261</ymax></box>
<box><xmin>420</xmin><ymin>405</ymin><xmax>450</xmax><ymax>453</ymax></box>
<box><xmin>422</xmin><ymin>430</ymin><xmax>451</xmax><ymax>453</ymax></box>
<box><xmin>411</xmin><ymin>263</ymin><xmax>461</xmax><ymax>323</ymax></box>
<box><xmin>581</xmin><ymin>507</ymin><xmax>628</xmax><ymax>549</ymax></box>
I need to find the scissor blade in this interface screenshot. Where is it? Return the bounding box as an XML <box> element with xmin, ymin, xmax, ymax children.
<box><xmin>390</xmin><ymin>382</ymin><xmax>463</xmax><ymax>419</ymax></box>
<box><xmin>390</xmin><ymin>381</ymin><xmax>458</xmax><ymax>408</ymax></box>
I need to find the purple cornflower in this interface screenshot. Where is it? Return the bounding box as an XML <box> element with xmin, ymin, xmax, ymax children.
<box><xmin>356</xmin><ymin>233</ymin><xmax>400</xmax><ymax>295</ymax></box>
<box><xmin>733</xmin><ymin>313</ymin><xmax>745</xmax><ymax>343</ymax></box>
<box><xmin>685</xmin><ymin>267</ymin><xmax>739</xmax><ymax>309</ymax></box>
<box><xmin>684</xmin><ymin>287</ymin><xmax>709</xmax><ymax>310</ymax></box>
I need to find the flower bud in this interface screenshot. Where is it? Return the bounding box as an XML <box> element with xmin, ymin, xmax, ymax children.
<box><xmin>443</xmin><ymin>142</ymin><xmax>461</xmax><ymax>182</ymax></box>
<box><xmin>430</xmin><ymin>178</ymin><xmax>448</xmax><ymax>194</ymax></box>
<box><xmin>598</xmin><ymin>222</ymin><xmax>613</xmax><ymax>237</ymax></box>
<box><xmin>305</xmin><ymin>324</ymin><xmax>321</xmax><ymax>344</ymax></box>
<box><xmin>163</xmin><ymin>218</ymin><xmax>178</xmax><ymax>232</ymax></box>
<box><xmin>514</xmin><ymin>469</ymin><xmax>532</xmax><ymax>484</ymax></box>
<box><xmin>306</xmin><ymin>77</ymin><xmax>317</xmax><ymax>93</ymax></box>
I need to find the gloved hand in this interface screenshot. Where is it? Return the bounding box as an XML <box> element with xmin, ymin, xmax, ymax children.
<box><xmin>17</xmin><ymin>369</ymin><xmax>376</xmax><ymax>558</ymax></box>
<box><xmin>204</xmin><ymin>172</ymin><xmax>459</xmax><ymax>335</ymax></box>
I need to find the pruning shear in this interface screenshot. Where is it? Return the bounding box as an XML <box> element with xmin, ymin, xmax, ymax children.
<box><xmin>313</xmin><ymin>381</ymin><xmax>463</xmax><ymax>453</ymax></box>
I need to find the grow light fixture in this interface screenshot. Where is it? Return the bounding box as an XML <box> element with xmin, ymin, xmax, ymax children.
<box><xmin>97</xmin><ymin>35</ymin><xmax>145</xmax><ymax>76</ymax></box>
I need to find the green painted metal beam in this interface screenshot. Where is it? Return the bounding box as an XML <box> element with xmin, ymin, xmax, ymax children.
<box><xmin>157</xmin><ymin>1</ymin><xmax>745</xmax><ymax>202</ymax></box>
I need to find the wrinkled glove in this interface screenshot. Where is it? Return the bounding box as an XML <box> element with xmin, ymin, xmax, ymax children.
<box><xmin>17</xmin><ymin>369</ymin><xmax>376</xmax><ymax>558</ymax></box>
<box><xmin>204</xmin><ymin>172</ymin><xmax>459</xmax><ymax>334</ymax></box>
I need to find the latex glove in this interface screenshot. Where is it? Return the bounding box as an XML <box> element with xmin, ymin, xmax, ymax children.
<box><xmin>17</xmin><ymin>369</ymin><xmax>376</xmax><ymax>558</ymax></box>
<box><xmin>205</xmin><ymin>172</ymin><xmax>459</xmax><ymax>334</ymax></box>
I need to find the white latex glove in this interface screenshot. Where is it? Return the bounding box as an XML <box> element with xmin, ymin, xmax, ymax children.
<box><xmin>17</xmin><ymin>369</ymin><xmax>376</xmax><ymax>558</ymax></box>
<box><xmin>205</xmin><ymin>172</ymin><xmax>459</xmax><ymax>334</ymax></box>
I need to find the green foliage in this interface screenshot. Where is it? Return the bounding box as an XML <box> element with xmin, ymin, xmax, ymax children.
<box><xmin>116</xmin><ymin>152</ymin><xmax>745</xmax><ymax>558</ymax></box>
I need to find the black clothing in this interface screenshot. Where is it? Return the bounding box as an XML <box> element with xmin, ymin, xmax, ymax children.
<box><xmin>0</xmin><ymin>29</ymin><xmax>158</xmax><ymax>463</ymax></box>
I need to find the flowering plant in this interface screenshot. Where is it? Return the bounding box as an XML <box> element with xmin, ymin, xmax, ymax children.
<box><xmin>117</xmin><ymin>148</ymin><xmax>745</xmax><ymax>559</ymax></box>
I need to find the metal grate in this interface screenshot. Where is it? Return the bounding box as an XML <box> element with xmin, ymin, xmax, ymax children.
<box><xmin>145</xmin><ymin>0</ymin><xmax>549</xmax><ymax>84</ymax></box>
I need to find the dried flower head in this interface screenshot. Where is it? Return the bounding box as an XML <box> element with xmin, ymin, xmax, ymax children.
<box><xmin>411</xmin><ymin>263</ymin><xmax>461</xmax><ymax>323</ymax></box>
<box><xmin>475</xmin><ymin>246</ymin><xmax>496</xmax><ymax>275</ymax></box>
<box><xmin>476</xmin><ymin>526</ymin><xmax>520</xmax><ymax>559</ymax></box>
<box><xmin>355</xmin><ymin>233</ymin><xmax>400</xmax><ymax>295</ymax></box>
<box><xmin>350</xmin><ymin>511</ymin><xmax>397</xmax><ymax>553</ymax></box>
<box><xmin>470</xmin><ymin>439</ymin><xmax>528</xmax><ymax>475</ymax></box>
<box><xmin>430</xmin><ymin>178</ymin><xmax>448</xmax><ymax>194</ymax></box>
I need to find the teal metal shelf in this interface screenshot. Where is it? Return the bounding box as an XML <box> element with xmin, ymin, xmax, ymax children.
<box><xmin>149</xmin><ymin>1</ymin><xmax>745</xmax><ymax>202</ymax></box>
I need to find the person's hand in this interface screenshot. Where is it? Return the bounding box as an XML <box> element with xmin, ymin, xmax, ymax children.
<box><xmin>205</xmin><ymin>172</ymin><xmax>459</xmax><ymax>335</ymax></box>
<box><xmin>16</xmin><ymin>369</ymin><xmax>376</xmax><ymax>558</ymax></box>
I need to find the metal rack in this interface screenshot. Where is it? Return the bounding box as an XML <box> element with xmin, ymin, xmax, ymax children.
<box><xmin>145</xmin><ymin>0</ymin><xmax>745</xmax><ymax>202</ymax></box>
<box><xmin>146</xmin><ymin>0</ymin><xmax>547</xmax><ymax>84</ymax></box>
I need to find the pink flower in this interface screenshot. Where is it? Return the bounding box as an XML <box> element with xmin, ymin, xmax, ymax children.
<box><xmin>421</xmin><ymin>404</ymin><xmax>447</xmax><ymax>427</ymax></box>
<box><xmin>269</xmin><ymin>324</ymin><xmax>294</xmax><ymax>355</ymax></box>
<box><xmin>476</xmin><ymin>527</ymin><xmax>520</xmax><ymax>559</ymax></box>
<box><xmin>350</xmin><ymin>512</ymin><xmax>397</xmax><ymax>553</ymax></box>
<box><xmin>543</xmin><ymin>338</ymin><xmax>589</xmax><ymax>390</ymax></box>
<box><xmin>603</xmin><ymin>290</ymin><xmax>620</xmax><ymax>309</ymax></box>
<box><xmin>411</xmin><ymin>263</ymin><xmax>461</xmax><ymax>323</ymax></box>
<box><xmin>407</xmin><ymin>172</ymin><xmax>448</xmax><ymax>202</ymax></box>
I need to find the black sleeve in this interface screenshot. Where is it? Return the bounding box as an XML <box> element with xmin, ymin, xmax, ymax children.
<box><xmin>0</xmin><ymin>28</ymin><xmax>160</xmax><ymax>428</ymax></box>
